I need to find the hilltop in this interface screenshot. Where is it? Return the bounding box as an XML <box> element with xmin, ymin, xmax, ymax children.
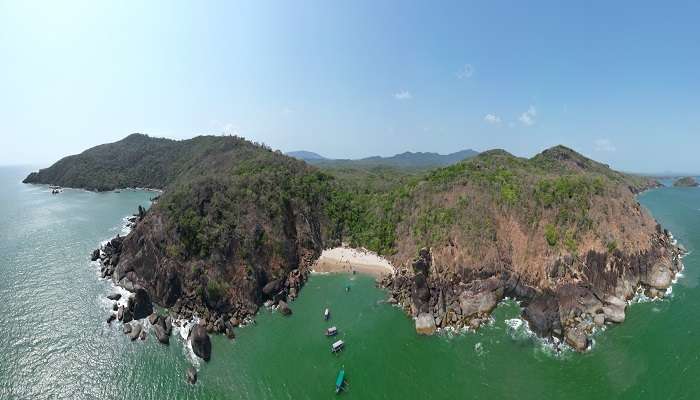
<box><xmin>673</xmin><ymin>176</ymin><xmax>699</xmax><ymax>187</ymax></box>
<box><xmin>24</xmin><ymin>135</ymin><xmax>679</xmax><ymax>351</ymax></box>
<box><xmin>291</xmin><ymin>148</ymin><xmax>478</xmax><ymax>170</ymax></box>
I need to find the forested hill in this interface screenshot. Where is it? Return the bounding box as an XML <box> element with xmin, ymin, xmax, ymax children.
<box><xmin>292</xmin><ymin>149</ymin><xmax>479</xmax><ymax>169</ymax></box>
<box><xmin>24</xmin><ymin>134</ymin><xmax>671</xmax><ymax>350</ymax></box>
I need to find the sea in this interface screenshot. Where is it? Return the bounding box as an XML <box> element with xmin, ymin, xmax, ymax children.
<box><xmin>1</xmin><ymin>166</ymin><xmax>699</xmax><ymax>399</ymax></box>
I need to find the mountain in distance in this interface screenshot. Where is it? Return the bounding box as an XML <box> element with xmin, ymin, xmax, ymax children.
<box><xmin>23</xmin><ymin>134</ymin><xmax>680</xmax><ymax>353</ymax></box>
<box><xmin>285</xmin><ymin>150</ymin><xmax>327</xmax><ymax>161</ymax></box>
<box><xmin>289</xmin><ymin>148</ymin><xmax>479</xmax><ymax>169</ymax></box>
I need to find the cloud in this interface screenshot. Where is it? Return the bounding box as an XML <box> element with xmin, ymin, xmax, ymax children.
<box><xmin>457</xmin><ymin>64</ymin><xmax>474</xmax><ymax>79</ymax></box>
<box><xmin>394</xmin><ymin>90</ymin><xmax>412</xmax><ymax>100</ymax></box>
<box><xmin>518</xmin><ymin>105</ymin><xmax>537</xmax><ymax>126</ymax></box>
<box><xmin>594</xmin><ymin>138</ymin><xmax>616</xmax><ymax>152</ymax></box>
<box><xmin>484</xmin><ymin>113</ymin><xmax>502</xmax><ymax>125</ymax></box>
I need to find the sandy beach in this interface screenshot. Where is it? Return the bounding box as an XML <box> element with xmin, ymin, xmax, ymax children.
<box><xmin>312</xmin><ymin>247</ymin><xmax>395</xmax><ymax>277</ymax></box>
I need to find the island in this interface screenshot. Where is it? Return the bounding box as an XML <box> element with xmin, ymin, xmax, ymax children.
<box><xmin>673</xmin><ymin>176</ymin><xmax>699</xmax><ymax>187</ymax></box>
<box><xmin>24</xmin><ymin>133</ymin><xmax>682</xmax><ymax>353</ymax></box>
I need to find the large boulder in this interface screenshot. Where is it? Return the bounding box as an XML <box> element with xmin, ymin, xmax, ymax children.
<box><xmin>189</xmin><ymin>325</ymin><xmax>212</xmax><ymax>361</ymax></box>
<box><xmin>129</xmin><ymin>322</ymin><xmax>142</xmax><ymax>341</ymax></box>
<box><xmin>459</xmin><ymin>279</ymin><xmax>504</xmax><ymax>318</ymax></box>
<box><xmin>565</xmin><ymin>326</ymin><xmax>589</xmax><ymax>351</ymax></box>
<box><xmin>153</xmin><ymin>324</ymin><xmax>170</xmax><ymax>344</ymax></box>
<box><xmin>523</xmin><ymin>294</ymin><xmax>561</xmax><ymax>337</ymax></box>
<box><xmin>642</xmin><ymin>262</ymin><xmax>673</xmax><ymax>290</ymax></box>
<box><xmin>603</xmin><ymin>295</ymin><xmax>626</xmax><ymax>323</ymax></box>
<box><xmin>278</xmin><ymin>300</ymin><xmax>292</xmax><ymax>316</ymax></box>
<box><xmin>415</xmin><ymin>312</ymin><xmax>437</xmax><ymax>335</ymax></box>
<box><xmin>186</xmin><ymin>367</ymin><xmax>197</xmax><ymax>385</ymax></box>
<box><xmin>262</xmin><ymin>279</ymin><xmax>283</xmax><ymax>297</ymax></box>
<box><xmin>107</xmin><ymin>293</ymin><xmax>122</xmax><ymax>301</ymax></box>
<box><xmin>130</xmin><ymin>288</ymin><xmax>153</xmax><ymax>320</ymax></box>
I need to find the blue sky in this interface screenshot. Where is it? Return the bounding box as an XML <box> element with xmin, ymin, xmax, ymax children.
<box><xmin>1</xmin><ymin>1</ymin><xmax>699</xmax><ymax>173</ymax></box>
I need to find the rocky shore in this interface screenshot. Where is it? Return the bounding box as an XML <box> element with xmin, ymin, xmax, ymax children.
<box><xmin>381</xmin><ymin>228</ymin><xmax>684</xmax><ymax>351</ymax></box>
<box><xmin>93</xmin><ymin>204</ymin><xmax>316</xmax><ymax>373</ymax></box>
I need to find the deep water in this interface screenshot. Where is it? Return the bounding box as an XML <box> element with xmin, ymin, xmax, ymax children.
<box><xmin>1</xmin><ymin>166</ymin><xmax>699</xmax><ymax>399</ymax></box>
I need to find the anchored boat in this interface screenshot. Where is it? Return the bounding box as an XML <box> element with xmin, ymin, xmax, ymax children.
<box><xmin>331</xmin><ymin>339</ymin><xmax>344</xmax><ymax>353</ymax></box>
<box><xmin>335</xmin><ymin>367</ymin><xmax>345</xmax><ymax>394</ymax></box>
<box><xmin>324</xmin><ymin>308</ymin><xmax>330</xmax><ymax>320</ymax></box>
<box><xmin>326</xmin><ymin>326</ymin><xmax>338</xmax><ymax>337</ymax></box>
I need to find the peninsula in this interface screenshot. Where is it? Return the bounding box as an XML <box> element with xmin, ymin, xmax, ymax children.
<box><xmin>24</xmin><ymin>133</ymin><xmax>681</xmax><ymax>352</ymax></box>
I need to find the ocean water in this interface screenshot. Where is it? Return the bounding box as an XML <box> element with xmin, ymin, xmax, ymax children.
<box><xmin>1</xmin><ymin>166</ymin><xmax>700</xmax><ymax>399</ymax></box>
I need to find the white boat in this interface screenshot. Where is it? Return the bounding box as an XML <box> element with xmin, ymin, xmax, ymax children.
<box><xmin>324</xmin><ymin>308</ymin><xmax>330</xmax><ymax>320</ymax></box>
<box><xmin>326</xmin><ymin>326</ymin><xmax>338</xmax><ymax>336</ymax></box>
<box><xmin>331</xmin><ymin>339</ymin><xmax>344</xmax><ymax>353</ymax></box>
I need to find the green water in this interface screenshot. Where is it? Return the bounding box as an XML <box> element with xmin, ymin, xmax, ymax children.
<box><xmin>2</xmin><ymin>166</ymin><xmax>700</xmax><ymax>399</ymax></box>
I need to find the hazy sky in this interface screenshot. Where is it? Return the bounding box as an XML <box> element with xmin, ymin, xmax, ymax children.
<box><xmin>1</xmin><ymin>1</ymin><xmax>699</xmax><ymax>173</ymax></box>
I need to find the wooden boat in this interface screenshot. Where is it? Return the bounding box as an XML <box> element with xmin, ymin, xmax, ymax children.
<box><xmin>326</xmin><ymin>326</ymin><xmax>338</xmax><ymax>336</ymax></box>
<box><xmin>331</xmin><ymin>339</ymin><xmax>344</xmax><ymax>353</ymax></box>
<box><xmin>324</xmin><ymin>308</ymin><xmax>330</xmax><ymax>320</ymax></box>
<box><xmin>335</xmin><ymin>367</ymin><xmax>345</xmax><ymax>394</ymax></box>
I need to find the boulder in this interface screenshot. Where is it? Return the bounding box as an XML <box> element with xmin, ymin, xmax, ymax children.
<box><xmin>565</xmin><ymin>327</ymin><xmax>589</xmax><ymax>351</ymax></box>
<box><xmin>459</xmin><ymin>278</ymin><xmax>504</xmax><ymax>317</ymax></box>
<box><xmin>593</xmin><ymin>313</ymin><xmax>605</xmax><ymax>327</ymax></box>
<box><xmin>641</xmin><ymin>262</ymin><xmax>673</xmax><ymax>289</ymax></box>
<box><xmin>153</xmin><ymin>324</ymin><xmax>170</xmax><ymax>344</ymax></box>
<box><xmin>415</xmin><ymin>312</ymin><xmax>436</xmax><ymax>335</ymax></box>
<box><xmin>112</xmin><ymin>303</ymin><xmax>119</xmax><ymax>311</ymax></box>
<box><xmin>129</xmin><ymin>322</ymin><xmax>142</xmax><ymax>341</ymax></box>
<box><xmin>117</xmin><ymin>306</ymin><xmax>124</xmax><ymax>321</ymax></box>
<box><xmin>189</xmin><ymin>324</ymin><xmax>212</xmax><ymax>361</ymax></box>
<box><xmin>122</xmin><ymin>323</ymin><xmax>132</xmax><ymax>334</ymax></box>
<box><xmin>107</xmin><ymin>314</ymin><xmax>116</xmax><ymax>324</ymax></box>
<box><xmin>148</xmin><ymin>313</ymin><xmax>159</xmax><ymax>326</ymax></box>
<box><xmin>91</xmin><ymin>249</ymin><xmax>101</xmax><ymax>262</ymax></box>
<box><xmin>130</xmin><ymin>288</ymin><xmax>153</xmax><ymax>320</ymax></box>
<box><xmin>186</xmin><ymin>367</ymin><xmax>197</xmax><ymax>385</ymax></box>
<box><xmin>278</xmin><ymin>300</ymin><xmax>292</xmax><ymax>316</ymax></box>
<box><xmin>107</xmin><ymin>293</ymin><xmax>122</xmax><ymax>301</ymax></box>
<box><xmin>164</xmin><ymin>316</ymin><xmax>173</xmax><ymax>335</ymax></box>
<box><xmin>603</xmin><ymin>296</ymin><xmax>626</xmax><ymax>323</ymax></box>
<box><xmin>262</xmin><ymin>279</ymin><xmax>283</xmax><ymax>297</ymax></box>
<box><xmin>122</xmin><ymin>309</ymin><xmax>133</xmax><ymax>324</ymax></box>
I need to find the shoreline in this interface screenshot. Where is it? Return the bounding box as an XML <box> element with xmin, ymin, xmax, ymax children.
<box><xmin>312</xmin><ymin>247</ymin><xmax>394</xmax><ymax>278</ymax></box>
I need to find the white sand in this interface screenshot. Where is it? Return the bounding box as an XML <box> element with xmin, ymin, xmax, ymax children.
<box><xmin>312</xmin><ymin>247</ymin><xmax>395</xmax><ymax>277</ymax></box>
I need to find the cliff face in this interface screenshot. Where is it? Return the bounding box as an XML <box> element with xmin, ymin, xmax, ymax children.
<box><xmin>376</xmin><ymin>147</ymin><xmax>679</xmax><ymax>350</ymax></box>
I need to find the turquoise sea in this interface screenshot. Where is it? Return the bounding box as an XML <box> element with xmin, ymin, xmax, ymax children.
<box><xmin>1</xmin><ymin>166</ymin><xmax>699</xmax><ymax>399</ymax></box>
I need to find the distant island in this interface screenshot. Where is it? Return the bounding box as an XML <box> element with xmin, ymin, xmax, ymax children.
<box><xmin>24</xmin><ymin>134</ymin><xmax>682</xmax><ymax>354</ymax></box>
<box><xmin>673</xmin><ymin>176</ymin><xmax>699</xmax><ymax>187</ymax></box>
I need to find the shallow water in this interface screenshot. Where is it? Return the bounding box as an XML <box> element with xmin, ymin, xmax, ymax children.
<box><xmin>1</xmin><ymin>166</ymin><xmax>699</xmax><ymax>399</ymax></box>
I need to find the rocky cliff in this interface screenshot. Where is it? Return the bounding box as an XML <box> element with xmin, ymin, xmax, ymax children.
<box><xmin>376</xmin><ymin>147</ymin><xmax>679</xmax><ymax>350</ymax></box>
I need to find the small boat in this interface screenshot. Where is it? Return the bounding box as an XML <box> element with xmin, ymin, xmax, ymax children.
<box><xmin>324</xmin><ymin>308</ymin><xmax>330</xmax><ymax>320</ymax></box>
<box><xmin>326</xmin><ymin>326</ymin><xmax>338</xmax><ymax>336</ymax></box>
<box><xmin>345</xmin><ymin>285</ymin><xmax>350</xmax><ymax>292</ymax></box>
<box><xmin>335</xmin><ymin>367</ymin><xmax>345</xmax><ymax>394</ymax></box>
<box><xmin>331</xmin><ymin>339</ymin><xmax>344</xmax><ymax>353</ymax></box>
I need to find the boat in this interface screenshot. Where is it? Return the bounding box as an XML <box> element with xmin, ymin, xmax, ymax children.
<box><xmin>331</xmin><ymin>339</ymin><xmax>344</xmax><ymax>353</ymax></box>
<box><xmin>324</xmin><ymin>308</ymin><xmax>330</xmax><ymax>320</ymax></box>
<box><xmin>335</xmin><ymin>367</ymin><xmax>345</xmax><ymax>394</ymax></box>
<box><xmin>326</xmin><ymin>326</ymin><xmax>338</xmax><ymax>336</ymax></box>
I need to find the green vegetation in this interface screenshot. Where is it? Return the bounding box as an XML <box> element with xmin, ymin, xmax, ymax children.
<box><xmin>26</xmin><ymin>136</ymin><xmax>658</xmax><ymax>264</ymax></box>
<box><xmin>673</xmin><ymin>176</ymin><xmax>699</xmax><ymax>187</ymax></box>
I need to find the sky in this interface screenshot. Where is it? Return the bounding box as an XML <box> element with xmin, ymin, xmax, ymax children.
<box><xmin>1</xmin><ymin>1</ymin><xmax>699</xmax><ymax>173</ymax></box>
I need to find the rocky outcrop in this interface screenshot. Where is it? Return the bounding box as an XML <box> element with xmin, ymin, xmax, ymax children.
<box><xmin>673</xmin><ymin>176</ymin><xmax>699</xmax><ymax>187</ymax></box>
<box><xmin>383</xmin><ymin>230</ymin><xmax>683</xmax><ymax>351</ymax></box>
<box><xmin>186</xmin><ymin>367</ymin><xmax>197</xmax><ymax>385</ymax></box>
<box><xmin>189</xmin><ymin>324</ymin><xmax>212</xmax><ymax>361</ymax></box>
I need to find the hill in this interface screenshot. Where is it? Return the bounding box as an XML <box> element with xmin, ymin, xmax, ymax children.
<box><xmin>309</xmin><ymin>149</ymin><xmax>478</xmax><ymax>170</ymax></box>
<box><xmin>24</xmin><ymin>136</ymin><xmax>678</xmax><ymax>351</ymax></box>
<box><xmin>673</xmin><ymin>176</ymin><xmax>699</xmax><ymax>187</ymax></box>
<box><xmin>285</xmin><ymin>151</ymin><xmax>326</xmax><ymax>161</ymax></box>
